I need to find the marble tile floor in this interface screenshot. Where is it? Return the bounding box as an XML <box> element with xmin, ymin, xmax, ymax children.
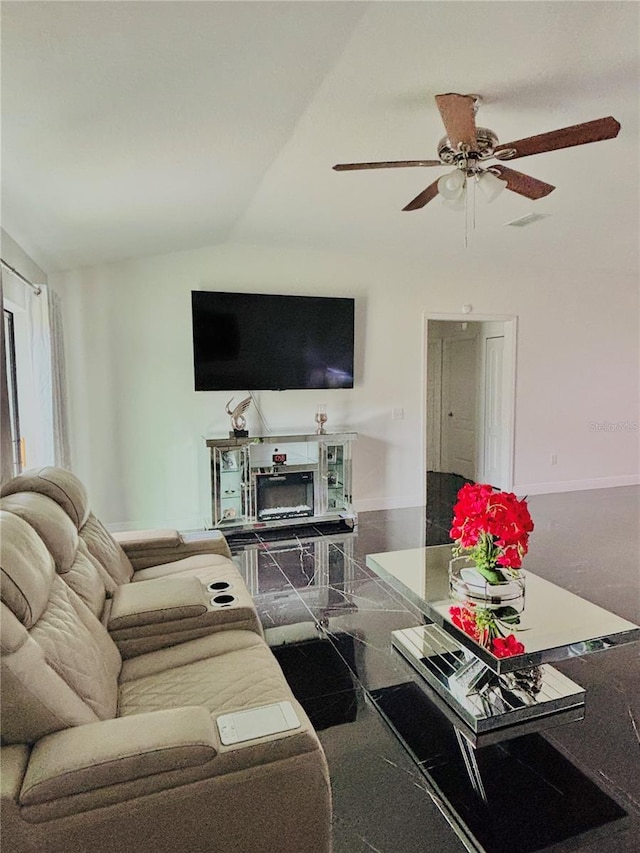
<box><xmin>426</xmin><ymin>471</ymin><xmax>474</xmax><ymax>546</ymax></box>
<box><xmin>227</xmin><ymin>486</ymin><xmax>640</xmax><ymax>853</ymax></box>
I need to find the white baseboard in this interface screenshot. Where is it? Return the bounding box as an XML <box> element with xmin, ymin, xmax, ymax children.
<box><xmin>514</xmin><ymin>474</ymin><xmax>640</xmax><ymax>496</ymax></box>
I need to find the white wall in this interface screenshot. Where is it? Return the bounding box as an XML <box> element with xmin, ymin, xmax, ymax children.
<box><xmin>50</xmin><ymin>242</ymin><xmax>640</xmax><ymax>528</ymax></box>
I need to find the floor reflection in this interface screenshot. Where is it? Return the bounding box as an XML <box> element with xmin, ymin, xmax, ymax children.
<box><xmin>426</xmin><ymin>471</ymin><xmax>473</xmax><ymax>545</ymax></box>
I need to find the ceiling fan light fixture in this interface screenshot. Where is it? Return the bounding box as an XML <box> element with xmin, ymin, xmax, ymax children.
<box><xmin>477</xmin><ymin>169</ymin><xmax>508</xmax><ymax>203</ymax></box>
<box><xmin>441</xmin><ymin>186</ymin><xmax>467</xmax><ymax>211</ymax></box>
<box><xmin>437</xmin><ymin>168</ymin><xmax>466</xmax><ymax>199</ymax></box>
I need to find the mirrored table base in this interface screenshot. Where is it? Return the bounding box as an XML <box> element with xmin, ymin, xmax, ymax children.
<box><xmin>392</xmin><ymin>624</ymin><xmax>585</xmax><ymax>736</ymax></box>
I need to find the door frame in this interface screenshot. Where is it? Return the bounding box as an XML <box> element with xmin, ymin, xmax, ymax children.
<box><xmin>422</xmin><ymin>312</ymin><xmax>518</xmax><ymax>493</ymax></box>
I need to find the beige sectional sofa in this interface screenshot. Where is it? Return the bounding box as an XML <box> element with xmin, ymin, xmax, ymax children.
<box><xmin>1</xmin><ymin>467</ymin><xmax>332</xmax><ymax>853</ymax></box>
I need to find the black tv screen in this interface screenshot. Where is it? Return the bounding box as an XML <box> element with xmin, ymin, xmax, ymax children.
<box><xmin>191</xmin><ymin>291</ymin><xmax>355</xmax><ymax>391</ymax></box>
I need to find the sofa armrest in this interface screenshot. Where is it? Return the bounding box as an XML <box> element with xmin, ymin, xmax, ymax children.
<box><xmin>113</xmin><ymin>529</ymin><xmax>182</xmax><ymax>550</ymax></box>
<box><xmin>108</xmin><ymin>576</ymin><xmax>207</xmax><ymax>630</ymax></box>
<box><xmin>12</xmin><ymin>704</ymin><xmax>331</xmax><ymax>852</ymax></box>
<box><xmin>113</xmin><ymin>529</ymin><xmax>232</xmax><ymax>568</ymax></box>
<box><xmin>20</xmin><ymin>707</ymin><xmax>216</xmax><ymax>806</ymax></box>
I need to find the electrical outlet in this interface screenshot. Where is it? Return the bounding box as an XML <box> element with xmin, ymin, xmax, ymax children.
<box><xmin>550</xmin><ymin>454</ymin><xmax>558</xmax><ymax>466</ymax></box>
<box><xmin>392</xmin><ymin>408</ymin><xmax>404</xmax><ymax>421</ymax></box>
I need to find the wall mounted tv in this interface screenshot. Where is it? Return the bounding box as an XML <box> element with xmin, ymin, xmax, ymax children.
<box><xmin>191</xmin><ymin>291</ymin><xmax>355</xmax><ymax>391</ymax></box>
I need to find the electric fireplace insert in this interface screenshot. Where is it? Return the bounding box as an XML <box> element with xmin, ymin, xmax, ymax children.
<box><xmin>256</xmin><ymin>471</ymin><xmax>314</xmax><ymax>521</ymax></box>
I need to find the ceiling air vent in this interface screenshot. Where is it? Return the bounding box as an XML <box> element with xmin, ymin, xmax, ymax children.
<box><xmin>504</xmin><ymin>212</ymin><xmax>550</xmax><ymax>227</ymax></box>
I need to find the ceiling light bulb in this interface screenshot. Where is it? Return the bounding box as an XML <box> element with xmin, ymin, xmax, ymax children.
<box><xmin>437</xmin><ymin>168</ymin><xmax>466</xmax><ymax>200</ymax></box>
<box><xmin>478</xmin><ymin>170</ymin><xmax>508</xmax><ymax>203</ymax></box>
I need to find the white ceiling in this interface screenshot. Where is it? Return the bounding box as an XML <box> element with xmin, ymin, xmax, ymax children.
<box><xmin>2</xmin><ymin>1</ymin><xmax>639</xmax><ymax>274</ymax></box>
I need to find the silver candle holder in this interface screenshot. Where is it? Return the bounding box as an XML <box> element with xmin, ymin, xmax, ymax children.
<box><xmin>315</xmin><ymin>404</ymin><xmax>328</xmax><ymax>435</ymax></box>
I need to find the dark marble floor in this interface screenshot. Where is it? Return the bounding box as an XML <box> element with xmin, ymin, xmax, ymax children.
<box><xmin>426</xmin><ymin>471</ymin><xmax>473</xmax><ymax>545</ymax></box>
<box><xmin>227</xmin><ymin>486</ymin><xmax>640</xmax><ymax>853</ymax></box>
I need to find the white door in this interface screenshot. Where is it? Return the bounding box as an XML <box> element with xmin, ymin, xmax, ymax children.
<box><xmin>441</xmin><ymin>337</ymin><xmax>477</xmax><ymax>479</ymax></box>
<box><xmin>483</xmin><ymin>336</ymin><xmax>504</xmax><ymax>488</ymax></box>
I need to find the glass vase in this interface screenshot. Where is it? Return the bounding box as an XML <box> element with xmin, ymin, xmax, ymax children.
<box><xmin>448</xmin><ymin>555</ymin><xmax>526</xmax><ymax>614</ymax></box>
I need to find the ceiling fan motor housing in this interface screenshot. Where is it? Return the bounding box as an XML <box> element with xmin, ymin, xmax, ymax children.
<box><xmin>438</xmin><ymin>128</ymin><xmax>499</xmax><ymax>165</ymax></box>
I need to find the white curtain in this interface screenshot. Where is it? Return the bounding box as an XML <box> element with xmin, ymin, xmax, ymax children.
<box><xmin>26</xmin><ymin>284</ymin><xmax>72</xmax><ymax>469</ymax></box>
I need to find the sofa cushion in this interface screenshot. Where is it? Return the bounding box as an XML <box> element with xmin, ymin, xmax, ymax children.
<box><xmin>1</xmin><ymin>611</ymin><xmax>106</xmax><ymax>743</ymax></box>
<box><xmin>119</xmin><ymin>631</ymin><xmax>289</xmax><ymax>718</ymax></box>
<box><xmin>0</xmin><ymin>493</ymin><xmax>78</xmax><ymax>571</ymax></box>
<box><xmin>0</xmin><ymin>511</ymin><xmax>55</xmax><ymax>628</ymax></box>
<box><xmin>1</xmin><ymin>466</ymin><xmax>90</xmax><ymax>529</ymax></box>
<box><xmin>0</xmin><ymin>494</ymin><xmax>114</xmax><ymax>618</ymax></box>
<box><xmin>1</xmin><ymin>582</ymin><xmax>121</xmax><ymax>744</ymax></box>
<box><xmin>1</xmin><ymin>509</ymin><xmax>122</xmax><ymax>743</ymax></box>
<box><xmin>80</xmin><ymin>513</ymin><xmax>134</xmax><ymax>585</ymax></box>
<box><xmin>132</xmin><ymin>553</ymin><xmax>242</xmax><ymax>583</ymax></box>
<box><xmin>29</xmin><ymin>577</ymin><xmax>121</xmax><ymax>721</ymax></box>
<box><xmin>63</xmin><ymin>540</ymin><xmax>118</xmax><ymax>616</ymax></box>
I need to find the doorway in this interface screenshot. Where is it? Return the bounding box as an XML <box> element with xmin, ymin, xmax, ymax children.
<box><xmin>423</xmin><ymin>314</ymin><xmax>517</xmax><ymax>542</ymax></box>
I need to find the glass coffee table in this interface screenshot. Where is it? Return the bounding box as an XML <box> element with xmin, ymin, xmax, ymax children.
<box><xmin>366</xmin><ymin>545</ymin><xmax>640</xmax><ymax>741</ymax></box>
<box><xmin>366</xmin><ymin>544</ymin><xmax>640</xmax><ymax>849</ymax></box>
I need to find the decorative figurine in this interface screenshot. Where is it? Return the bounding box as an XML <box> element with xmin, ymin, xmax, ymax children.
<box><xmin>226</xmin><ymin>396</ymin><xmax>251</xmax><ymax>437</ymax></box>
<box><xmin>315</xmin><ymin>404</ymin><xmax>328</xmax><ymax>435</ymax></box>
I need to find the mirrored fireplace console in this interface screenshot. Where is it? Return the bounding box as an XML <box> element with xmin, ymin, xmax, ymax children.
<box><xmin>205</xmin><ymin>433</ymin><xmax>357</xmax><ymax>531</ymax></box>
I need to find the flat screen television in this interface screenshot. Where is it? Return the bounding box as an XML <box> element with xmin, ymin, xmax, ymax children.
<box><xmin>191</xmin><ymin>291</ymin><xmax>355</xmax><ymax>391</ymax></box>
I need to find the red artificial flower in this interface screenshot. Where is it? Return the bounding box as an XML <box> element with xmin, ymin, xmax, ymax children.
<box><xmin>449</xmin><ymin>483</ymin><xmax>534</xmax><ymax>570</ymax></box>
<box><xmin>449</xmin><ymin>605</ymin><xmax>481</xmax><ymax>642</ymax></box>
<box><xmin>491</xmin><ymin>634</ymin><xmax>525</xmax><ymax>658</ymax></box>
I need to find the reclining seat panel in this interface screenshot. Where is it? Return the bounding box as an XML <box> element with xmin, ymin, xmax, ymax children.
<box><xmin>1</xmin><ymin>512</ymin><xmax>121</xmax><ymax>745</ymax></box>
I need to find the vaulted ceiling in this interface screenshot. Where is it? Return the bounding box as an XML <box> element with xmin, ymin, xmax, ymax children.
<box><xmin>2</xmin><ymin>1</ymin><xmax>639</xmax><ymax>274</ymax></box>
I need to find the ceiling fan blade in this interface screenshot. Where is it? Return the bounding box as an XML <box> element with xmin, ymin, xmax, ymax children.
<box><xmin>489</xmin><ymin>165</ymin><xmax>555</xmax><ymax>199</ymax></box>
<box><xmin>402</xmin><ymin>179</ymin><xmax>441</xmax><ymax>211</ymax></box>
<box><xmin>333</xmin><ymin>160</ymin><xmax>441</xmax><ymax>171</ymax></box>
<box><xmin>494</xmin><ymin>116</ymin><xmax>621</xmax><ymax>160</ymax></box>
<box><xmin>435</xmin><ymin>93</ymin><xmax>477</xmax><ymax>149</ymax></box>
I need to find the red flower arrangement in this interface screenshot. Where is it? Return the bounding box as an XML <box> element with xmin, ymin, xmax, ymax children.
<box><xmin>450</xmin><ymin>483</ymin><xmax>534</xmax><ymax>582</ymax></box>
<box><xmin>449</xmin><ymin>603</ymin><xmax>525</xmax><ymax>658</ymax></box>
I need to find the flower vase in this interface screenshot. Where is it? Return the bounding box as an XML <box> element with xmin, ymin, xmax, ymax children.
<box><xmin>448</xmin><ymin>556</ymin><xmax>526</xmax><ymax>614</ymax></box>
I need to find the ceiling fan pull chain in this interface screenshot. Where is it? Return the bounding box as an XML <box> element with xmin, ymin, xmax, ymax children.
<box><xmin>471</xmin><ymin>175</ymin><xmax>477</xmax><ymax>233</ymax></box>
<box><xmin>464</xmin><ymin>178</ymin><xmax>469</xmax><ymax>249</ymax></box>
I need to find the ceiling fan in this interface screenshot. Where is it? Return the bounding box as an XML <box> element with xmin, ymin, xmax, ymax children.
<box><xmin>333</xmin><ymin>93</ymin><xmax>621</xmax><ymax>211</ymax></box>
